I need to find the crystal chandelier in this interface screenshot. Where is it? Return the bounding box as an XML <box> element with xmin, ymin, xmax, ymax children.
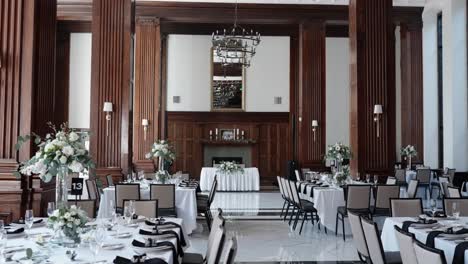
<box><xmin>212</xmin><ymin>0</ymin><xmax>261</xmax><ymax>68</ymax></box>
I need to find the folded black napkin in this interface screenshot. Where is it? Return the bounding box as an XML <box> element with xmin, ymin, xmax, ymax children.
<box><xmin>144</xmin><ymin>220</ymin><xmax>186</xmax><ymax>247</ymax></box>
<box><xmin>7</xmin><ymin>228</ymin><xmax>24</xmax><ymax>234</ymax></box>
<box><xmin>426</xmin><ymin>228</ymin><xmax>468</xmax><ymax>247</ymax></box>
<box><xmin>14</xmin><ymin>219</ymin><xmax>43</xmax><ymax>225</ymax></box>
<box><xmin>113</xmin><ymin>255</ymin><xmax>168</xmax><ymax>264</ymax></box>
<box><xmin>132</xmin><ymin>240</ymin><xmax>179</xmax><ymax>264</ymax></box>
<box><xmin>139</xmin><ymin>229</ymin><xmax>183</xmax><ymax>256</ymax></box>
<box><xmin>402</xmin><ymin>219</ymin><xmax>438</xmax><ymax>232</ymax></box>
<box><xmin>453</xmin><ymin>242</ymin><xmax>468</xmax><ymax>264</ymax></box>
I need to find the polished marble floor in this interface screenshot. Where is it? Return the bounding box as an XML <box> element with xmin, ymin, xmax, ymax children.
<box><xmin>187</xmin><ymin>192</ymin><xmax>360</xmax><ymax>263</ymax></box>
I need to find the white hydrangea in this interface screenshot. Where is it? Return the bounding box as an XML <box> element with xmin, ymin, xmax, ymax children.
<box><xmin>62</xmin><ymin>145</ymin><xmax>74</xmax><ymax>157</ymax></box>
<box><xmin>59</xmin><ymin>156</ymin><xmax>68</xmax><ymax>164</ymax></box>
<box><xmin>68</xmin><ymin>160</ymin><xmax>84</xmax><ymax>173</ymax></box>
<box><xmin>69</xmin><ymin>132</ymin><xmax>79</xmax><ymax>142</ymax></box>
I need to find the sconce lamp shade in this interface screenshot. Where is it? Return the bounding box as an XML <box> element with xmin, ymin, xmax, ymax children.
<box><xmin>373</xmin><ymin>104</ymin><xmax>383</xmax><ymax>114</ymax></box>
<box><xmin>312</xmin><ymin>120</ymin><xmax>319</xmax><ymax>127</ymax></box>
<box><xmin>142</xmin><ymin>119</ymin><xmax>149</xmax><ymax>126</ymax></box>
<box><xmin>103</xmin><ymin>102</ymin><xmax>113</xmax><ymax>112</ymax></box>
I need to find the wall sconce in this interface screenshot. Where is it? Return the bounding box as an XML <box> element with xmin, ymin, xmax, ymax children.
<box><xmin>373</xmin><ymin>104</ymin><xmax>383</xmax><ymax>138</ymax></box>
<box><xmin>103</xmin><ymin>102</ymin><xmax>113</xmax><ymax>137</ymax></box>
<box><xmin>311</xmin><ymin>120</ymin><xmax>319</xmax><ymax>142</ymax></box>
<box><xmin>142</xmin><ymin>119</ymin><xmax>149</xmax><ymax>141</ymax></box>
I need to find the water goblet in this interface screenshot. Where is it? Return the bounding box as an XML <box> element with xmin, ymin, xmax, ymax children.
<box><xmin>124</xmin><ymin>206</ymin><xmax>133</xmax><ymax>225</ymax></box>
<box><xmin>25</xmin><ymin>209</ymin><xmax>34</xmax><ymax>239</ymax></box>
<box><xmin>430</xmin><ymin>199</ymin><xmax>437</xmax><ymax>217</ymax></box>
<box><xmin>356</xmin><ymin>172</ymin><xmax>361</xmax><ymax>182</ymax></box>
<box><xmin>366</xmin><ymin>174</ymin><xmax>371</xmax><ymax>183</ymax></box>
<box><xmin>452</xmin><ymin>202</ymin><xmax>460</xmax><ymax>219</ymax></box>
<box><xmin>47</xmin><ymin>202</ymin><xmax>56</xmax><ymax>217</ymax></box>
<box><xmin>373</xmin><ymin>175</ymin><xmax>379</xmax><ymax>185</ymax></box>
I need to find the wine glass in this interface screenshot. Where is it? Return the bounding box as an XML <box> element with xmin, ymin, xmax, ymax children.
<box><xmin>129</xmin><ymin>200</ymin><xmax>136</xmax><ymax>219</ymax></box>
<box><xmin>452</xmin><ymin>202</ymin><xmax>460</xmax><ymax>219</ymax></box>
<box><xmin>430</xmin><ymin>199</ymin><xmax>437</xmax><ymax>217</ymax></box>
<box><xmin>366</xmin><ymin>174</ymin><xmax>371</xmax><ymax>183</ymax></box>
<box><xmin>373</xmin><ymin>175</ymin><xmax>378</xmax><ymax>185</ymax></box>
<box><xmin>132</xmin><ymin>173</ymin><xmax>137</xmax><ymax>183</ymax></box>
<box><xmin>47</xmin><ymin>202</ymin><xmax>55</xmax><ymax>217</ymax></box>
<box><xmin>89</xmin><ymin>228</ymin><xmax>106</xmax><ymax>262</ymax></box>
<box><xmin>25</xmin><ymin>209</ymin><xmax>34</xmax><ymax>239</ymax></box>
<box><xmin>124</xmin><ymin>206</ymin><xmax>132</xmax><ymax>225</ymax></box>
<box><xmin>356</xmin><ymin>172</ymin><xmax>361</xmax><ymax>182</ymax></box>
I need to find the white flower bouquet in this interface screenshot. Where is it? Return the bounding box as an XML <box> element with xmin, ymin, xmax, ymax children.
<box><xmin>325</xmin><ymin>142</ymin><xmax>352</xmax><ymax>163</ymax></box>
<box><xmin>16</xmin><ymin>122</ymin><xmax>94</xmax><ymax>182</ymax></box>
<box><xmin>217</xmin><ymin>161</ymin><xmax>244</xmax><ymax>174</ymax></box>
<box><xmin>155</xmin><ymin>170</ymin><xmax>171</xmax><ymax>184</ymax></box>
<box><xmin>400</xmin><ymin>145</ymin><xmax>417</xmax><ymax>158</ymax></box>
<box><xmin>145</xmin><ymin>140</ymin><xmax>176</xmax><ymax>162</ymax></box>
<box><xmin>47</xmin><ymin>205</ymin><xmax>88</xmax><ymax>243</ymax></box>
<box><xmin>334</xmin><ymin>165</ymin><xmax>351</xmax><ymax>186</ymax></box>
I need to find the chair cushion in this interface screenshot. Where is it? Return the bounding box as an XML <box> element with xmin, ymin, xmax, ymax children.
<box><xmin>300</xmin><ymin>200</ymin><xmax>317</xmax><ymax>212</ymax></box>
<box><xmin>182</xmin><ymin>253</ymin><xmax>204</xmax><ymax>264</ymax></box>
<box><xmin>384</xmin><ymin>251</ymin><xmax>402</xmax><ymax>264</ymax></box>
<box><xmin>338</xmin><ymin>207</ymin><xmax>370</xmax><ymax>216</ymax></box>
<box><xmin>197</xmin><ymin>199</ymin><xmax>209</xmax><ymax>211</ymax></box>
<box><xmin>371</xmin><ymin>207</ymin><xmax>390</xmax><ymax>216</ymax></box>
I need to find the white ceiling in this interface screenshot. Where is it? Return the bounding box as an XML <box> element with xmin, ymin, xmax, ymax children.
<box><xmin>137</xmin><ymin>0</ymin><xmax>427</xmax><ymax>7</ymax></box>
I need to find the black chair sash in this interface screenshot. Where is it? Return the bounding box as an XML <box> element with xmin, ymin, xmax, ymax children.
<box><xmin>113</xmin><ymin>254</ymin><xmax>168</xmax><ymax>264</ymax></box>
<box><xmin>132</xmin><ymin>240</ymin><xmax>179</xmax><ymax>264</ymax></box>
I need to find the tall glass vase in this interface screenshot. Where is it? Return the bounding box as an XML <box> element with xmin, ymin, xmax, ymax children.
<box><xmin>408</xmin><ymin>156</ymin><xmax>412</xmax><ymax>170</ymax></box>
<box><xmin>56</xmin><ymin>165</ymin><xmax>69</xmax><ymax>209</ymax></box>
<box><xmin>158</xmin><ymin>156</ymin><xmax>164</xmax><ymax>171</ymax></box>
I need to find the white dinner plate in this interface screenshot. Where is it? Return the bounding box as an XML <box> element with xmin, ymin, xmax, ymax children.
<box><xmin>102</xmin><ymin>243</ymin><xmax>125</xmax><ymax>250</ymax></box>
<box><xmin>112</xmin><ymin>232</ymin><xmax>133</xmax><ymax>239</ymax></box>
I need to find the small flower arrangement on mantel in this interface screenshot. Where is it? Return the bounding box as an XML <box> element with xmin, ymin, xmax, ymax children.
<box><xmin>217</xmin><ymin>161</ymin><xmax>244</xmax><ymax>175</ymax></box>
<box><xmin>145</xmin><ymin>139</ymin><xmax>176</xmax><ymax>171</ymax></box>
<box><xmin>47</xmin><ymin>205</ymin><xmax>88</xmax><ymax>244</ymax></box>
<box><xmin>400</xmin><ymin>145</ymin><xmax>417</xmax><ymax>169</ymax></box>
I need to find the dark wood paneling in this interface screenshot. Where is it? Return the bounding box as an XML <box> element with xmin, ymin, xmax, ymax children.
<box><xmin>400</xmin><ymin>23</ymin><xmax>424</xmax><ymax>163</ymax></box>
<box><xmin>297</xmin><ymin>22</ymin><xmax>326</xmax><ymax>169</ymax></box>
<box><xmin>349</xmin><ymin>0</ymin><xmax>396</xmax><ymax>175</ymax></box>
<box><xmin>133</xmin><ymin>17</ymin><xmax>161</xmax><ymax>172</ymax></box>
<box><xmin>90</xmin><ymin>0</ymin><xmax>132</xmax><ymax>181</ymax></box>
<box><xmin>58</xmin><ymin>20</ymin><xmax>91</xmax><ymax>32</ymax></box>
<box><xmin>57</xmin><ymin>0</ymin><xmax>92</xmax><ymax>21</ymax></box>
<box><xmin>166</xmin><ymin>112</ymin><xmax>290</xmax><ymax>184</ymax></box>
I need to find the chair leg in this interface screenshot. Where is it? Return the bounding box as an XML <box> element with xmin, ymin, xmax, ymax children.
<box><xmin>342</xmin><ymin>216</ymin><xmax>346</xmax><ymax>241</ymax></box>
<box><xmin>335</xmin><ymin>213</ymin><xmax>339</xmax><ymax>236</ymax></box>
<box><xmin>284</xmin><ymin>204</ymin><xmax>290</xmax><ymax>221</ymax></box>
<box><xmin>299</xmin><ymin>211</ymin><xmax>307</xmax><ymax>234</ymax></box>
<box><xmin>204</xmin><ymin>211</ymin><xmax>211</xmax><ymax>231</ymax></box>
<box><xmin>293</xmin><ymin>210</ymin><xmax>301</xmax><ymax>230</ymax></box>
<box><xmin>280</xmin><ymin>200</ymin><xmax>287</xmax><ymax>218</ymax></box>
<box><xmin>289</xmin><ymin>208</ymin><xmax>296</xmax><ymax>225</ymax></box>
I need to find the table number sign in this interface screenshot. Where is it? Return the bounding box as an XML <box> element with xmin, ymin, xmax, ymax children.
<box><xmin>71</xmin><ymin>178</ymin><xmax>84</xmax><ymax>196</ymax></box>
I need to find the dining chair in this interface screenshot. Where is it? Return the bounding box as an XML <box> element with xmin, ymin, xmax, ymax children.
<box><xmin>444</xmin><ymin>168</ymin><xmax>456</xmax><ymax>185</ymax></box>
<box><xmin>413</xmin><ymin>239</ymin><xmax>447</xmax><ymax>264</ymax></box>
<box><xmin>281</xmin><ymin>177</ymin><xmax>294</xmax><ymax>221</ymax></box>
<box><xmin>123</xmin><ymin>199</ymin><xmax>158</xmax><ymax>218</ymax></box>
<box><xmin>394</xmin><ymin>226</ymin><xmax>418</xmax><ymax>264</ymax></box>
<box><xmin>69</xmin><ymin>199</ymin><xmax>96</xmax><ymax>218</ymax></box>
<box><xmin>390</xmin><ymin>198</ymin><xmax>423</xmax><ymax>217</ymax></box>
<box><xmin>415</xmin><ymin>169</ymin><xmax>432</xmax><ymax>199</ymax></box>
<box><xmin>295</xmin><ymin>170</ymin><xmax>302</xmax><ymax>182</ymax></box>
<box><xmin>348</xmin><ymin>210</ymin><xmax>370</xmax><ymax>263</ymax></box>
<box><xmin>197</xmin><ymin>179</ymin><xmax>218</xmax><ymax>230</ymax></box>
<box><xmin>336</xmin><ymin>185</ymin><xmax>371</xmax><ymax>241</ymax></box>
<box><xmin>85</xmin><ymin>179</ymin><xmax>100</xmax><ymax>210</ymax></box>
<box><xmin>443</xmin><ymin>198</ymin><xmax>468</xmax><ymax>217</ymax></box>
<box><xmin>372</xmin><ymin>185</ymin><xmax>400</xmax><ymax>216</ymax></box>
<box><xmin>115</xmin><ymin>183</ymin><xmax>140</xmax><ymax>213</ymax></box>
<box><xmin>220</xmin><ymin>236</ymin><xmax>237</xmax><ymax>264</ymax></box>
<box><xmin>407</xmin><ymin>179</ymin><xmax>419</xmax><ymax>198</ymax></box>
<box><xmin>386</xmin><ymin>177</ymin><xmax>397</xmax><ymax>185</ymax></box>
<box><xmin>360</xmin><ymin>216</ymin><xmax>402</xmax><ymax>264</ymax></box>
<box><xmin>395</xmin><ymin>169</ymin><xmax>407</xmax><ymax>186</ymax></box>
<box><xmin>106</xmin><ymin>175</ymin><xmax>114</xmax><ymax>187</ymax></box>
<box><xmin>447</xmin><ymin>186</ymin><xmax>461</xmax><ymax>198</ymax></box>
<box><xmin>150</xmin><ymin>184</ymin><xmax>176</xmax><ymax>217</ymax></box>
<box><xmin>287</xmin><ymin>180</ymin><xmax>321</xmax><ymax>234</ymax></box>
<box><xmin>182</xmin><ymin>214</ymin><xmax>226</xmax><ymax>264</ymax></box>
<box><xmin>180</xmin><ymin>173</ymin><xmax>190</xmax><ymax>181</ymax></box>
<box><xmin>277</xmin><ymin>176</ymin><xmax>288</xmax><ymax>219</ymax></box>
<box><xmin>301</xmin><ymin>168</ymin><xmax>311</xmax><ymax>180</ymax></box>
<box><xmin>438</xmin><ymin>176</ymin><xmax>450</xmax><ymax>198</ymax></box>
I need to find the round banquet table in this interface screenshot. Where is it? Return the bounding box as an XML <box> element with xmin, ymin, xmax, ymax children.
<box><xmin>4</xmin><ymin>217</ymin><xmax>187</xmax><ymax>264</ymax></box>
<box><xmin>200</xmin><ymin>167</ymin><xmax>260</xmax><ymax>191</ymax></box>
<box><xmin>97</xmin><ymin>185</ymin><xmax>197</xmax><ymax>234</ymax></box>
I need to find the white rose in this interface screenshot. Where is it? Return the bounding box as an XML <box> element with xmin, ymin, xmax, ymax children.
<box><xmin>33</xmin><ymin>160</ymin><xmax>48</xmax><ymax>176</ymax></box>
<box><xmin>145</xmin><ymin>153</ymin><xmax>152</xmax><ymax>159</ymax></box>
<box><xmin>44</xmin><ymin>143</ymin><xmax>55</xmax><ymax>153</ymax></box>
<box><xmin>74</xmin><ymin>219</ymin><xmax>81</xmax><ymax>225</ymax></box>
<box><xmin>59</xmin><ymin>156</ymin><xmax>68</xmax><ymax>164</ymax></box>
<box><xmin>68</xmin><ymin>160</ymin><xmax>84</xmax><ymax>173</ymax></box>
<box><xmin>69</xmin><ymin>132</ymin><xmax>79</xmax><ymax>142</ymax></box>
<box><xmin>64</xmin><ymin>212</ymin><xmax>71</xmax><ymax>219</ymax></box>
<box><xmin>62</xmin><ymin>145</ymin><xmax>74</xmax><ymax>157</ymax></box>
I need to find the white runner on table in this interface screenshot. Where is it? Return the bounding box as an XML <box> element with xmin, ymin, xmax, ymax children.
<box><xmin>97</xmin><ymin>185</ymin><xmax>197</xmax><ymax>234</ymax></box>
<box><xmin>200</xmin><ymin>167</ymin><xmax>260</xmax><ymax>191</ymax></box>
<box><xmin>381</xmin><ymin>217</ymin><xmax>468</xmax><ymax>264</ymax></box>
<box><xmin>4</xmin><ymin>217</ymin><xmax>187</xmax><ymax>264</ymax></box>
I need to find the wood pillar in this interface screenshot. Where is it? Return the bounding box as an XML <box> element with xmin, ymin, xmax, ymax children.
<box><xmin>133</xmin><ymin>17</ymin><xmax>162</xmax><ymax>172</ymax></box>
<box><xmin>0</xmin><ymin>0</ymin><xmax>57</xmax><ymax>221</ymax></box>
<box><xmin>297</xmin><ymin>22</ymin><xmax>326</xmax><ymax>169</ymax></box>
<box><xmin>90</xmin><ymin>0</ymin><xmax>133</xmax><ymax>183</ymax></box>
<box><xmin>400</xmin><ymin>23</ymin><xmax>424</xmax><ymax>163</ymax></box>
<box><xmin>349</xmin><ymin>0</ymin><xmax>396</xmax><ymax>175</ymax></box>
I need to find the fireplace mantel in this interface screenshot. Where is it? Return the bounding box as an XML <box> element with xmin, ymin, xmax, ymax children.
<box><xmin>200</xmin><ymin>139</ymin><xmax>257</xmax><ymax>146</ymax></box>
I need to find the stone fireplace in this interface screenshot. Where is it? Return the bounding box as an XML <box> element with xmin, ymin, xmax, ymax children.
<box><xmin>203</xmin><ymin>146</ymin><xmax>252</xmax><ymax>167</ymax></box>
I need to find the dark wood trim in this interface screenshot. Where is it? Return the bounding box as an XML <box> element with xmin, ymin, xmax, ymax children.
<box><xmin>57</xmin><ymin>0</ymin><xmax>93</xmax><ymax>21</ymax></box>
<box><xmin>326</xmin><ymin>24</ymin><xmax>349</xmax><ymax>38</ymax></box>
<box><xmin>57</xmin><ymin>20</ymin><xmax>91</xmax><ymax>32</ymax></box>
<box><xmin>167</xmin><ymin>112</ymin><xmax>289</xmax><ymax>123</ymax></box>
<box><xmin>161</xmin><ymin>22</ymin><xmax>299</xmax><ymax>36</ymax></box>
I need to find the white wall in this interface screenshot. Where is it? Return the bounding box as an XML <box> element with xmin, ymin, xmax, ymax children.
<box><xmin>325</xmin><ymin>38</ymin><xmax>350</xmax><ymax>147</ymax></box>
<box><xmin>166</xmin><ymin>35</ymin><xmax>290</xmax><ymax>112</ymax></box>
<box><xmin>395</xmin><ymin>27</ymin><xmax>402</xmax><ymax>161</ymax></box>
<box><xmin>68</xmin><ymin>33</ymin><xmax>92</xmax><ymax>129</ymax></box>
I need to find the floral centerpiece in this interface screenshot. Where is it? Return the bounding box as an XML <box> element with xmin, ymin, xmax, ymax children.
<box><xmin>334</xmin><ymin>165</ymin><xmax>351</xmax><ymax>186</ymax></box>
<box><xmin>155</xmin><ymin>170</ymin><xmax>171</xmax><ymax>184</ymax></box>
<box><xmin>47</xmin><ymin>205</ymin><xmax>88</xmax><ymax>244</ymax></box>
<box><xmin>16</xmin><ymin>122</ymin><xmax>94</xmax><ymax>208</ymax></box>
<box><xmin>145</xmin><ymin>140</ymin><xmax>176</xmax><ymax>171</ymax></box>
<box><xmin>325</xmin><ymin>142</ymin><xmax>352</xmax><ymax>173</ymax></box>
<box><xmin>400</xmin><ymin>145</ymin><xmax>417</xmax><ymax>169</ymax></box>
<box><xmin>217</xmin><ymin>161</ymin><xmax>244</xmax><ymax>175</ymax></box>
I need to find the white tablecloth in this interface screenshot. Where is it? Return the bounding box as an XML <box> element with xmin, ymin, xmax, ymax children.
<box><xmin>97</xmin><ymin>185</ymin><xmax>197</xmax><ymax>234</ymax></box>
<box><xmin>5</xmin><ymin>217</ymin><xmax>187</xmax><ymax>264</ymax></box>
<box><xmin>381</xmin><ymin>217</ymin><xmax>468</xmax><ymax>264</ymax></box>
<box><xmin>200</xmin><ymin>167</ymin><xmax>260</xmax><ymax>191</ymax></box>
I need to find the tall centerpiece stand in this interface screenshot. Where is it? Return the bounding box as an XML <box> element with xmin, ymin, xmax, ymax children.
<box><xmin>400</xmin><ymin>145</ymin><xmax>418</xmax><ymax>170</ymax></box>
<box><xmin>16</xmin><ymin>122</ymin><xmax>94</xmax><ymax>245</ymax></box>
<box><xmin>146</xmin><ymin>139</ymin><xmax>176</xmax><ymax>183</ymax></box>
<box><xmin>325</xmin><ymin>142</ymin><xmax>353</xmax><ymax>186</ymax></box>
